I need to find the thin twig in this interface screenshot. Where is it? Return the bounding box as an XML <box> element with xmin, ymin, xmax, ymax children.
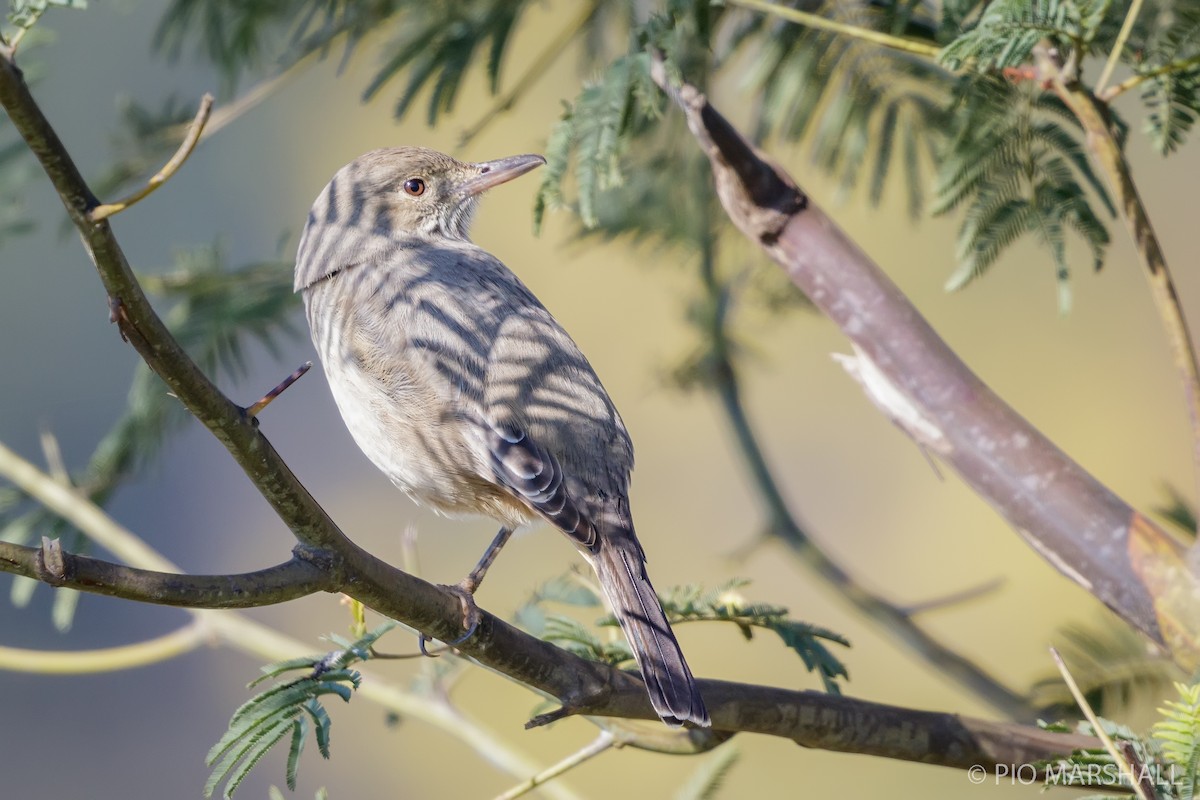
<box><xmin>38</xmin><ymin>427</ymin><xmax>69</xmax><ymax>485</ymax></box>
<box><xmin>0</xmin><ymin>619</ymin><xmax>210</xmax><ymax>674</ymax></box>
<box><xmin>1101</xmin><ymin>53</ymin><xmax>1200</xmax><ymax>101</ymax></box>
<box><xmin>1035</xmin><ymin>44</ymin><xmax>1200</xmax><ymax>525</ymax></box>
<box><xmin>725</xmin><ymin>0</ymin><xmax>942</xmax><ymax>59</ymax></box>
<box><xmin>902</xmin><ymin>577</ymin><xmax>1005</xmax><ymax>616</ymax></box>
<box><xmin>493</xmin><ymin>732</ymin><xmax>616</xmax><ymax>800</ymax></box>
<box><xmin>459</xmin><ymin>2</ymin><xmax>599</xmax><ymax>147</ymax></box>
<box><xmin>89</xmin><ymin>94</ymin><xmax>214</xmax><ymax>222</ymax></box>
<box><xmin>245</xmin><ymin>362</ymin><xmax>311</xmax><ymax>418</ymax></box>
<box><xmin>1050</xmin><ymin>648</ymin><xmax>1154</xmax><ymax>800</ymax></box>
<box><xmin>1095</xmin><ymin>0</ymin><xmax>1145</xmax><ymax>95</ymax></box>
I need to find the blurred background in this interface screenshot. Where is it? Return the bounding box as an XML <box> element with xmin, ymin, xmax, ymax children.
<box><xmin>2</xmin><ymin>2</ymin><xmax>1198</xmax><ymax>798</ymax></box>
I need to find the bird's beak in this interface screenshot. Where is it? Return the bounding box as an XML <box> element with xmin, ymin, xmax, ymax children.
<box><xmin>459</xmin><ymin>154</ymin><xmax>546</xmax><ymax>197</ymax></box>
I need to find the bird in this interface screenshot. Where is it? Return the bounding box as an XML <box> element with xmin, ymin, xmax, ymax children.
<box><xmin>294</xmin><ymin>146</ymin><xmax>709</xmax><ymax>728</ymax></box>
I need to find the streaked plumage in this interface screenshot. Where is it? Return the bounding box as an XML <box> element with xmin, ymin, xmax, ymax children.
<box><xmin>296</xmin><ymin>147</ymin><xmax>709</xmax><ymax>727</ymax></box>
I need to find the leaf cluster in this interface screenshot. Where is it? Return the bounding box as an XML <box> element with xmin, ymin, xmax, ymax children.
<box><xmin>1032</xmin><ymin>622</ymin><xmax>1184</xmax><ymax>717</ymax></box>
<box><xmin>1040</xmin><ymin>681</ymin><xmax>1200</xmax><ymax>797</ymax></box>
<box><xmin>516</xmin><ymin>573</ymin><xmax>850</xmax><ymax>693</ymax></box>
<box><xmin>205</xmin><ymin>623</ymin><xmax>396</xmax><ymax>800</ymax></box>
<box><xmin>933</xmin><ymin>77</ymin><xmax>1114</xmax><ymax>312</ymax></box>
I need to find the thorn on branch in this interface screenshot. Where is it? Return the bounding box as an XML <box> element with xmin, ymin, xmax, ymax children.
<box><xmin>38</xmin><ymin>536</ymin><xmax>67</xmax><ymax>585</ymax></box>
<box><xmin>244</xmin><ymin>362</ymin><xmax>312</xmax><ymax>419</ymax></box>
<box><xmin>88</xmin><ymin>93</ymin><xmax>215</xmax><ymax>222</ymax></box>
<box><xmin>525</xmin><ymin>706</ymin><xmax>574</xmax><ymax>729</ymax></box>
<box><xmin>108</xmin><ymin>296</ymin><xmax>130</xmax><ymax>342</ymax></box>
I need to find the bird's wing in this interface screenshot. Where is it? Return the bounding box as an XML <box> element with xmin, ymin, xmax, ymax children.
<box><xmin>478</xmin><ymin>416</ymin><xmax>599</xmax><ymax>551</ymax></box>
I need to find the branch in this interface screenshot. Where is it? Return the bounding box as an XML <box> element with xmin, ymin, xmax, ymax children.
<box><xmin>1100</xmin><ymin>54</ymin><xmax>1200</xmax><ymax>101</ymax></box>
<box><xmin>0</xmin><ymin>619</ymin><xmax>209</xmax><ymax>674</ymax></box>
<box><xmin>1033</xmin><ymin>45</ymin><xmax>1200</xmax><ymax>581</ymax></box>
<box><xmin>725</xmin><ymin>0</ymin><xmax>942</xmax><ymax>59</ymax></box>
<box><xmin>0</xmin><ymin>538</ymin><xmax>334</xmax><ymax>608</ymax></box>
<box><xmin>88</xmin><ymin>93</ymin><xmax>213</xmax><ymax>221</ymax></box>
<box><xmin>1094</xmin><ymin>0</ymin><xmax>1146</xmax><ymax>95</ymax></box>
<box><xmin>494</xmin><ymin>732</ymin><xmax>616</xmax><ymax>800</ymax></box>
<box><xmin>649</xmin><ymin>56</ymin><xmax>1200</xmax><ymax>670</ymax></box>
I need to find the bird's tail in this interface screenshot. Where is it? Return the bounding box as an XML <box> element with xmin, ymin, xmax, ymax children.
<box><xmin>592</xmin><ymin>533</ymin><xmax>710</xmax><ymax>728</ymax></box>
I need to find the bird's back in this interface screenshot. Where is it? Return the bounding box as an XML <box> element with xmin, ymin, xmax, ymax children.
<box><xmin>301</xmin><ymin>233</ymin><xmax>635</xmax><ymax>523</ymax></box>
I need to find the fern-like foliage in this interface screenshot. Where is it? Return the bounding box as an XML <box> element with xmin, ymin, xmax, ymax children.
<box><xmin>1154</xmin><ymin>682</ymin><xmax>1200</xmax><ymax>796</ymax></box>
<box><xmin>1039</xmin><ymin>717</ymin><xmax>1176</xmax><ymax>794</ymax></box>
<box><xmin>735</xmin><ymin>1</ymin><xmax>950</xmax><ymax>217</ymax></box>
<box><xmin>205</xmin><ymin>623</ymin><xmax>396</xmax><ymax>800</ymax></box>
<box><xmin>938</xmin><ymin>0</ymin><xmax>1116</xmax><ymax>71</ymax></box>
<box><xmin>156</xmin><ymin>0</ymin><xmax>542</xmax><ymax>126</ymax></box>
<box><xmin>517</xmin><ymin>574</ymin><xmax>850</xmax><ymax>693</ymax></box>
<box><xmin>1037</xmin><ymin>683</ymin><xmax>1200</xmax><ymax>797</ymax></box>
<box><xmin>4</xmin><ymin>0</ymin><xmax>86</xmax><ymax>37</ymax></box>
<box><xmin>1155</xmin><ymin>483</ymin><xmax>1198</xmax><ymax>538</ymax></box>
<box><xmin>358</xmin><ymin>0</ymin><xmax>533</xmax><ymax>123</ymax></box>
<box><xmin>1134</xmin><ymin>3</ymin><xmax>1200</xmax><ymax>154</ymax></box>
<box><xmin>0</xmin><ymin>249</ymin><xmax>299</xmax><ymax>628</ymax></box>
<box><xmin>933</xmin><ymin>77</ymin><xmax>1115</xmax><ymax>312</ymax></box>
<box><xmin>534</xmin><ymin>51</ymin><xmax>664</xmax><ymax>230</ymax></box>
<box><xmin>1031</xmin><ymin>621</ymin><xmax>1184</xmax><ymax>717</ymax></box>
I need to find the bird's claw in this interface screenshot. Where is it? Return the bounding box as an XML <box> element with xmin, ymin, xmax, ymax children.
<box><xmin>417</xmin><ymin>581</ymin><xmax>481</xmax><ymax>657</ymax></box>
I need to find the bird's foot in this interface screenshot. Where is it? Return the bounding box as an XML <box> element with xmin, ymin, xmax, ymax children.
<box><xmin>418</xmin><ymin>580</ymin><xmax>481</xmax><ymax>657</ymax></box>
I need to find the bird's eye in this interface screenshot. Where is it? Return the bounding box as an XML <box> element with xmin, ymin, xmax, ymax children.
<box><xmin>402</xmin><ymin>178</ymin><xmax>426</xmax><ymax>197</ymax></box>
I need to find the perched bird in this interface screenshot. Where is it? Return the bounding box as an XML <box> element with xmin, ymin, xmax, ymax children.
<box><xmin>295</xmin><ymin>147</ymin><xmax>709</xmax><ymax>728</ymax></box>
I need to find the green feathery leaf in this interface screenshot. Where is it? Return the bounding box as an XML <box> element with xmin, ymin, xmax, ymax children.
<box><xmin>934</xmin><ymin>78</ymin><xmax>1113</xmax><ymax>309</ymax></box>
<box><xmin>1154</xmin><ymin>681</ymin><xmax>1200</xmax><ymax>794</ymax></box>
<box><xmin>938</xmin><ymin>0</ymin><xmax>1117</xmax><ymax>71</ymax></box>
<box><xmin>204</xmin><ymin>623</ymin><xmax>395</xmax><ymax>798</ymax></box>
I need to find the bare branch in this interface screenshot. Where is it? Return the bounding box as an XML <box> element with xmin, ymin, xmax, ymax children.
<box><xmin>0</xmin><ymin>620</ymin><xmax>209</xmax><ymax>674</ymax></box>
<box><xmin>494</xmin><ymin>732</ymin><xmax>616</xmax><ymax>800</ymax></box>
<box><xmin>726</xmin><ymin>0</ymin><xmax>942</xmax><ymax>58</ymax></box>
<box><xmin>1095</xmin><ymin>0</ymin><xmax>1146</xmax><ymax>95</ymax></box>
<box><xmin>649</xmin><ymin>55</ymin><xmax>1199</xmax><ymax>665</ymax></box>
<box><xmin>245</xmin><ymin>362</ymin><xmax>312</xmax><ymax>418</ymax></box>
<box><xmin>1051</xmin><ymin>648</ymin><xmax>1155</xmax><ymax>800</ymax></box>
<box><xmin>88</xmin><ymin>93</ymin><xmax>214</xmax><ymax>222</ymax></box>
<box><xmin>0</xmin><ymin>538</ymin><xmax>334</xmax><ymax>608</ymax></box>
<box><xmin>1032</xmin><ymin>46</ymin><xmax>1200</xmax><ymax>532</ymax></box>
<box><xmin>1101</xmin><ymin>54</ymin><xmax>1200</xmax><ymax>101</ymax></box>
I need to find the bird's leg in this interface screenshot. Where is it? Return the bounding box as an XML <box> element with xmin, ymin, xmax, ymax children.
<box><xmin>459</xmin><ymin>525</ymin><xmax>515</xmax><ymax>595</ymax></box>
<box><xmin>419</xmin><ymin>526</ymin><xmax>515</xmax><ymax>656</ymax></box>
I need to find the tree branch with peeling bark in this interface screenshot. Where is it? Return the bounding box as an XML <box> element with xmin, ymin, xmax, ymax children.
<box><xmin>648</xmin><ymin>54</ymin><xmax>1200</xmax><ymax>674</ymax></box>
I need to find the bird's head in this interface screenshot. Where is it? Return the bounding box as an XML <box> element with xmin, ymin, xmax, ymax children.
<box><xmin>335</xmin><ymin>146</ymin><xmax>543</xmax><ymax>239</ymax></box>
<box><xmin>295</xmin><ymin>146</ymin><xmax>545</xmax><ymax>291</ymax></box>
